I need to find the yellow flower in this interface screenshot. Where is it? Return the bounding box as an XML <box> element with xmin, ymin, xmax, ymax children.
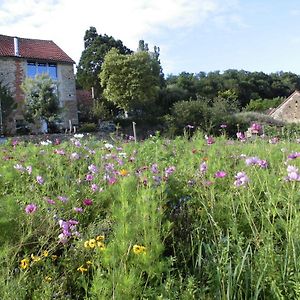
<box><xmin>97</xmin><ymin>241</ymin><xmax>105</xmax><ymax>251</ymax></box>
<box><xmin>51</xmin><ymin>255</ymin><xmax>58</xmax><ymax>261</ymax></box>
<box><xmin>133</xmin><ymin>245</ymin><xmax>147</xmax><ymax>255</ymax></box>
<box><xmin>20</xmin><ymin>258</ymin><xmax>30</xmax><ymax>270</ymax></box>
<box><xmin>120</xmin><ymin>169</ymin><xmax>129</xmax><ymax>176</ymax></box>
<box><xmin>77</xmin><ymin>265</ymin><xmax>88</xmax><ymax>273</ymax></box>
<box><xmin>96</xmin><ymin>235</ymin><xmax>105</xmax><ymax>242</ymax></box>
<box><xmin>44</xmin><ymin>276</ymin><xmax>52</xmax><ymax>282</ymax></box>
<box><xmin>42</xmin><ymin>250</ymin><xmax>49</xmax><ymax>257</ymax></box>
<box><xmin>84</xmin><ymin>240</ymin><xmax>90</xmax><ymax>249</ymax></box>
<box><xmin>88</xmin><ymin>239</ymin><xmax>96</xmax><ymax>249</ymax></box>
<box><xmin>31</xmin><ymin>253</ymin><xmax>41</xmax><ymax>262</ymax></box>
<box><xmin>86</xmin><ymin>260</ymin><xmax>93</xmax><ymax>266</ymax></box>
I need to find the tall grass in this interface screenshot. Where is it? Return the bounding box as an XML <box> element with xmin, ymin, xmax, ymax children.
<box><xmin>0</xmin><ymin>132</ymin><xmax>300</xmax><ymax>298</ymax></box>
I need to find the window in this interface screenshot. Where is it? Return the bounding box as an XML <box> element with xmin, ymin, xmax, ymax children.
<box><xmin>27</xmin><ymin>61</ymin><xmax>57</xmax><ymax>79</ymax></box>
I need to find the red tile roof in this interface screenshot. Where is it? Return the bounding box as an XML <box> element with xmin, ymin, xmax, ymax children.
<box><xmin>0</xmin><ymin>34</ymin><xmax>74</xmax><ymax>64</ymax></box>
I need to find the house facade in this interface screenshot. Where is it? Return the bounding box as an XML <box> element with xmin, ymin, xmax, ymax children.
<box><xmin>0</xmin><ymin>34</ymin><xmax>78</xmax><ymax>133</ymax></box>
<box><xmin>269</xmin><ymin>90</ymin><xmax>300</xmax><ymax>123</ymax></box>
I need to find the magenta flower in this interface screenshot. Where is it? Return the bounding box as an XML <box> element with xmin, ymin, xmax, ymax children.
<box><xmin>36</xmin><ymin>175</ymin><xmax>44</xmax><ymax>185</ymax></box>
<box><xmin>285</xmin><ymin>165</ymin><xmax>300</xmax><ymax>181</ymax></box>
<box><xmin>250</xmin><ymin>123</ymin><xmax>262</xmax><ymax>134</ymax></box>
<box><xmin>83</xmin><ymin>198</ymin><xmax>93</xmax><ymax>206</ymax></box>
<box><xmin>205</xmin><ymin>135</ymin><xmax>215</xmax><ymax>145</ymax></box>
<box><xmin>25</xmin><ymin>203</ymin><xmax>37</xmax><ymax>214</ymax></box>
<box><xmin>86</xmin><ymin>174</ymin><xmax>94</xmax><ymax>181</ymax></box>
<box><xmin>214</xmin><ymin>171</ymin><xmax>227</xmax><ymax>178</ymax></box>
<box><xmin>220</xmin><ymin>124</ymin><xmax>227</xmax><ymax>129</ymax></box>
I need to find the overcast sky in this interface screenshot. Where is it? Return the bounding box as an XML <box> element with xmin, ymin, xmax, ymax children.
<box><xmin>1</xmin><ymin>0</ymin><xmax>300</xmax><ymax>76</ymax></box>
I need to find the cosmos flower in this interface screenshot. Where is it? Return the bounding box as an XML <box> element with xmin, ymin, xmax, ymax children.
<box><xmin>36</xmin><ymin>175</ymin><xmax>44</xmax><ymax>185</ymax></box>
<box><xmin>214</xmin><ymin>171</ymin><xmax>227</xmax><ymax>178</ymax></box>
<box><xmin>234</xmin><ymin>172</ymin><xmax>249</xmax><ymax>187</ymax></box>
<box><xmin>25</xmin><ymin>203</ymin><xmax>37</xmax><ymax>214</ymax></box>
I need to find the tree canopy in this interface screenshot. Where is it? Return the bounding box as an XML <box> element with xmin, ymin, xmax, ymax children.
<box><xmin>77</xmin><ymin>27</ymin><xmax>132</xmax><ymax>98</ymax></box>
<box><xmin>99</xmin><ymin>48</ymin><xmax>161</xmax><ymax>112</ymax></box>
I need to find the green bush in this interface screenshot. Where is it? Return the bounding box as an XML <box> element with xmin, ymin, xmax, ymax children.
<box><xmin>78</xmin><ymin>122</ymin><xmax>97</xmax><ymax>133</ymax></box>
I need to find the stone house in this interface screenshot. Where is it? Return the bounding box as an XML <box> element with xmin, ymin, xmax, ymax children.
<box><xmin>0</xmin><ymin>34</ymin><xmax>78</xmax><ymax>133</ymax></box>
<box><xmin>269</xmin><ymin>90</ymin><xmax>300</xmax><ymax>123</ymax></box>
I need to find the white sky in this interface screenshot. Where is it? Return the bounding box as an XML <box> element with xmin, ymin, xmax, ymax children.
<box><xmin>1</xmin><ymin>0</ymin><xmax>300</xmax><ymax>75</ymax></box>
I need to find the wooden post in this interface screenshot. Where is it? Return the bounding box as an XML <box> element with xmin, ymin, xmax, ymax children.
<box><xmin>132</xmin><ymin>122</ymin><xmax>137</xmax><ymax>143</ymax></box>
<box><xmin>69</xmin><ymin>120</ymin><xmax>72</xmax><ymax>133</ymax></box>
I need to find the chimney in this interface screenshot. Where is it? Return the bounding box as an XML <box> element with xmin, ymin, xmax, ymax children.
<box><xmin>14</xmin><ymin>37</ymin><xmax>20</xmax><ymax>56</ymax></box>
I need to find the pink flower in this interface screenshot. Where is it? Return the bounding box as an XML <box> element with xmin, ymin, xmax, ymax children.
<box><xmin>250</xmin><ymin>123</ymin><xmax>262</xmax><ymax>134</ymax></box>
<box><xmin>205</xmin><ymin>135</ymin><xmax>215</xmax><ymax>145</ymax></box>
<box><xmin>86</xmin><ymin>174</ymin><xmax>94</xmax><ymax>181</ymax></box>
<box><xmin>83</xmin><ymin>198</ymin><xmax>93</xmax><ymax>206</ymax></box>
<box><xmin>25</xmin><ymin>203</ymin><xmax>37</xmax><ymax>214</ymax></box>
<box><xmin>214</xmin><ymin>171</ymin><xmax>227</xmax><ymax>178</ymax></box>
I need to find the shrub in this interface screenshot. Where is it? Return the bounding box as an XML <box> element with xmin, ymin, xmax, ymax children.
<box><xmin>78</xmin><ymin>122</ymin><xmax>97</xmax><ymax>132</ymax></box>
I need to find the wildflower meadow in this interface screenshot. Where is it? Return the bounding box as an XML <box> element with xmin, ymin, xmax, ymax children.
<box><xmin>1</xmin><ymin>131</ymin><xmax>300</xmax><ymax>299</ymax></box>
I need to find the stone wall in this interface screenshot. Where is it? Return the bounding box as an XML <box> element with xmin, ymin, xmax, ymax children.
<box><xmin>271</xmin><ymin>91</ymin><xmax>300</xmax><ymax>123</ymax></box>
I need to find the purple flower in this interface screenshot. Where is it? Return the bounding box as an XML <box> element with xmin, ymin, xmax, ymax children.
<box><xmin>165</xmin><ymin>166</ymin><xmax>176</xmax><ymax>178</ymax></box>
<box><xmin>220</xmin><ymin>124</ymin><xmax>227</xmax><ymax>129</ymax></box>
<box><xmin>285</xmin><ymin>165</ymin><xmax>300</xmax><ymax>181</ymax></box>
<box><xmin>151</xmin><ymin>163</ymin><xmax>159</xmax><ymax>174</ymax></box>
<box><xmin>91</xmin><ymin>183</ymin><xmax>99</xmax><ymax>192</ymax></box>
<box><xmin>58</xmin><ymin>196</ymin><xmax>68</xmax><ymax>203</ymax></box>
<box><xmin>269</xmin><ymin>137</ymin><xmax>279</xmax><ymax>144</ymax></box>
<box><xmin>74</xmin><ymin>207</ymin><xmax>83</xmax><ymax>213</ymax></box>
<box><xmin>200</xmin><ymin>162</ymin><xmax>207</xmax><ymax>174</ymax></box>
<box><xmin>25</xmin><ymin>203</ymin><xmax>37</xmax><ymax>214</ymax></box>
<box><xmin>245</xmin><ymin>157</ymin><xmax>268</xmax><ymax>169</ymax></box>
<box><xmin>214</xmin><ymin>171</ymin><xmax>227</xmax><ymax>178</ymax></box>
<box><xmin>186</xmin><ymin>124</ymin><xmax>194</xmax><ymax>129</ymax></box>
<box><xmin>83</xmin><ymin>198</ymin><xmax>93</xmax><ymax>206</ymax></box>
<box><xmin>234</xmin><ymin>172</ymin><xmax>249</xmax><ymax>187</ymax></box>
<box><xmin>45</xmin><ymin>197</ymin><xmax>56</xmax><ymax>205</ymax></box>
<box><xmin>236</xmin><ymin>132</ymin><xmax>246</xmax><ymax>141</ymax></box>
<box><xmin>36</xmin><ymin>175</ymin><xmax>44</xmax><ymax>185</ymax></box>
<box><xmin>288</xmin><ymin>152</ymin><xmax>300</xmax><ymax>160</ymax></box>
<box><xmin>88</xmin><ymin>164</ymin><xmax>98</xmax><ymax>174</ymax></box>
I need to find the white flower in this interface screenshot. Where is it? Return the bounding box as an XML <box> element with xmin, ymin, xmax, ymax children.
<box><xmin>74</xmin><ymin>133</ymin><xmax>84</xmax><ymax>139</ymax></box>
<box><xmin>104</xmin><ymin>143</ymin><xmax>114</xmax><ymax>149</ymax></box>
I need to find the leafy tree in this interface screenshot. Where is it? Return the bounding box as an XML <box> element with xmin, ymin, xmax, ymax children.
<box><xmin>21</xmin><ymin>74</ymin><xmax>60</xmax><ymax>128</ymax></box>
<box><xmin>77</xmin><ymin>27</ymin><xmax>132</xmax><ymax>98</ymax></box>
<box><xmin>244</xmin><ymin>97</ymin><xmax>284</xmax><ymax>112</ymax></box>
<box><xmin>0</xmin><ymin>81</ymin><xmax>16</xmax><ymax>134</ymax></box>
<box><xmin>99</xmin><ymin>48</ymin><xmax>161</xmax><ymax>113</ymax></box>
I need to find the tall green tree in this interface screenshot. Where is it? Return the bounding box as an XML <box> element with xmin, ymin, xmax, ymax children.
<box><xmin>77</xmin><ymin>27</ymin><xmax>132</xmax><ymax>98</ymax></box>
<box><xmin>99</xmin><ymin>48</ymin><xmax>161</xmax><ymax>113</ymax></box>
<box><xmin>21</xmin><ymin>74</ymin><xmax>60</xmax><ymax>128</ymax></box>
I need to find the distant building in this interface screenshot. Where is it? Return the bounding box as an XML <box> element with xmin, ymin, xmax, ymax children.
<box><xmin>269</xmin><ymin>90</ymin><xmax>300</xmax><ymax>123</ymax></box>
<box><xmin>0</xmin><ymin>34</ymin><xmax>78</xmax><ymax>133</ymax></box>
